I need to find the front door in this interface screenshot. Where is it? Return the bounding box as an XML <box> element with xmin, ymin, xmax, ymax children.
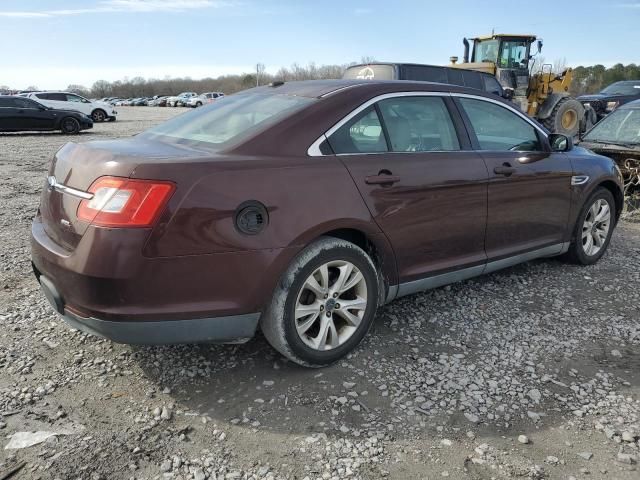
<box><xmin>327</xmin><ymin>94</ymin><xmax>489</xmax><ymax>284</ymax></box>
<box><xmin>455</xmin><ymin>96</ymin><xmax>572</xmax><ymax>260</ymax></box>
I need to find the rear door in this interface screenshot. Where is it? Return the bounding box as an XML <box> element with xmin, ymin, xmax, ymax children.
<box><xmin>0</xmin><ymin>97</ymin><xmax>19</xmax><ymax>130</ymax></box>
<box><xmin>328</xmin><ymin>93</ymin><xmax>489</xmax><ymax>284</ymax></box>
<box><xmin>455</xmin><ymin>95</ymin><xmax>572</xmax><ymax>260</ymax></box>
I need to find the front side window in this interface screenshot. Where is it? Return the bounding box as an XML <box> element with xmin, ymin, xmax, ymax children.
<box><xmin>141</xmin><ymin>92</ymin><xmax>315</xmax><ymax>148</ymax></box>
<box><xmin>378</xmin><ymin>96</ymin><xmax>460</xmax><ymax>151</ymax></box>
<box><xmin>459</xmin><ymin>97</ymin><xmax>541</xmax><ymax>151</ymax></box>
<box><xmin>14</xmin><ymin>98</ymin><xmax>39</xmax><ymax>109</ymax></box>
<box><xmin>328</xmin><ymin>106</ymin><xmax>387</xmax><ymax>154</ymax></box>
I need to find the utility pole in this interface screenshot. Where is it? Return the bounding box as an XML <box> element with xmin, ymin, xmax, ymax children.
<box><xmin>256</xmin><ymin>63</ymin><xmax>265</xmax><ymax>87</ymax></box>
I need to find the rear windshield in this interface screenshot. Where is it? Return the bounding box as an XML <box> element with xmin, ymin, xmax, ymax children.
<box><xmin>140</xmin><ymin>92</ymin><xmax>315</xmax><ymax>148</ymax></box>
<box><xmin>343</xmin><ymin>65</ymin><xmax>396</xmax><ymax>80</ymax></box>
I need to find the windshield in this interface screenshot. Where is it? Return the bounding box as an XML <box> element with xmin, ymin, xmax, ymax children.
<box><xmin>141</xmin><ymin>92</ymin><xmax>315</xmax><ymax>148</ymax></box>
<box><xmin>601</xmin><ymin>82</ymin><xmax>640</xmax><ymax>96</ymax></box>
<box><xmin>583</xmin><ymin>108</ymin><xmax>640</xmax><ymax>145</ymax></box>
<box><xmin>474</xmin><ymin>39</ymin><xmax>499</xmax><ymax>63</ymax></box>
<box><xmin>498</xmin><ymin>40</ymin><xmax>529</xmax><ymax>69</ymax></box>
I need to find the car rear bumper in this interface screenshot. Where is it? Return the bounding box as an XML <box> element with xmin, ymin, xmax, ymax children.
<box><xmin>36</xmin><ymin>273</ymin><xmax>260</xmax><ymax>344</ymax></box>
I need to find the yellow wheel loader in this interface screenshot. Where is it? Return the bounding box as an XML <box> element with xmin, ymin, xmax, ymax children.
<box><xmin>450</xmin><ymin>34</ymin><xmax>595</xmax><ymax>136</ymax></box>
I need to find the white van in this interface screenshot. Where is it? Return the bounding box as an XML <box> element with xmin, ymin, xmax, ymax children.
<box><xmin>26</xmin><ymin>92</ymin><xmax>117</xmax><ymax>122</ymax></box>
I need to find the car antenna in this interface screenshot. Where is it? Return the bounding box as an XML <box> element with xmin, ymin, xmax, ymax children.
<box><xmin>269</xmin><ymin>81</ymin><xmax>285</xmax><ymax>87</ymax></box>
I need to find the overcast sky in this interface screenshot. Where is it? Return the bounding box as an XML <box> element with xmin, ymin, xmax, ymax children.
<box><xmin>1</xmin><ymin>0</ymin><xmax>638</xmax><ymax>90</ymax></box>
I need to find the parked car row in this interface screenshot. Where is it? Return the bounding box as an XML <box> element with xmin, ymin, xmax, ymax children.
<box><xmin>99</xmin><ymin>92</ymin><xmax>225</xmax><ymax>108</ymax></box>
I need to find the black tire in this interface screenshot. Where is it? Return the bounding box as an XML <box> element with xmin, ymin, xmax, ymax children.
<box><xmin>566</xmin><ymin>187</ymin><xmax>616</xmax><ymax>265</ymax></box>
<box><xmin>261</xmin><ymin>237</ymin><xmax>380</xmax><ymax>367</ymax></box>
<box><xmin>542</xmin><ymin>98</ymin><xmax>584</xmax><ymax>137</ymax></box>
<box><xmin>196</xmin><ymin>101</ymin><xmax>202</xmax><ymax>107</ymax></box>
<box><xmin>60</xmin><ymin>117</ymin><xmax>80</xmax><ymax>134</ymax></box>
<box><xmin>91</xmin><ymin>109</ymin><xmax>106</xmax><ymax>122</ymax></box>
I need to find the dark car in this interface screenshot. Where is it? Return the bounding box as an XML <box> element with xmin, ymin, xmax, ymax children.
<box><xmin>579</xmin><ymin>99</ymin><xmax>640</xmax><ymax>210</ymax></box>
<box><xmin>343</xmin><ymin>63</ymin><xmax>508</xmax><ymax>99</ymax></box>
<box><xmin>31</xmin><ymin>80</ymin><xmax>623</xmax><ymax>367</ymax></box>
<box><xmin>0</xmin><ymin>96</ymin><xmax>93</xmax><ymax>134</ymax></box>
<box><xmin>578</xmin><ymin>80</ymin><xmax>640</xmax><ymax>120</ymax></box>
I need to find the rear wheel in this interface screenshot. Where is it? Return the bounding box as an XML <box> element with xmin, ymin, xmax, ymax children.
<box><xmin>60</xmin><ymin>117</ymin><xmax>80</xmax><ymax>134</ymax></box>
<box><xmin>261</xmin><ymin>237</ymin><xmax>380</xmax><ymax>367</ymax></box>
<box><xmin>91</xmin><ymin>109</ymin><xmax>106</xmax><ymax>122</ymax></box>
<box><xmin>542</xmin><ymin>98</ymin><xmax>584</xmax><ymax>137</ymax></box>
<box><xmin>566</xmin><ymin>187</ymin><xmax>615</xmax><ymax>265</ymax></box>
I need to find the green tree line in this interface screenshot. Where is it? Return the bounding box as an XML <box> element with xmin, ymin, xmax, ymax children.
<box><xmin>570</xmin><ymin>63</ymin><xmax>640</xmax><ymax>96</ymax></box>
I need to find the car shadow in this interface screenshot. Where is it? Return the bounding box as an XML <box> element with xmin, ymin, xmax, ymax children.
<box><xmin>131</xmin><ymin>255</ymin><xmax>637</xmax><ymax>439</ymax></box>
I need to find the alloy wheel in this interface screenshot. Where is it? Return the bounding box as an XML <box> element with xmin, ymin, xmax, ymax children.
<box><xmin>582</xmin><ymin>198</ymin><xmax>611</xmax><ymax>256</ymax></box>
<box><xmin>294</xmin><ymin>260</ymin><xmax>368</xmax><ymax>351</ymax></box>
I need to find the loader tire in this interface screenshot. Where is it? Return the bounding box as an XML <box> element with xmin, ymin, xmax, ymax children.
<box><xmin>542</xmin><ymin>98</ymin><xmax>584</xmax><ymax>137</ymax></box>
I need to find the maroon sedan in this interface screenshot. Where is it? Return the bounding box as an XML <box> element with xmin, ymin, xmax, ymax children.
<box><xmin>31</xmin><ymin>80</ymin><xmax>623</xmax><ymax>367</ymax></box>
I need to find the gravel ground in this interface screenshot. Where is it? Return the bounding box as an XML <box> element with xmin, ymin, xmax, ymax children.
<box><xmin>1</xmin><ymin>107</ymin><xmax>639</xmax><ymax>480</ymax></box>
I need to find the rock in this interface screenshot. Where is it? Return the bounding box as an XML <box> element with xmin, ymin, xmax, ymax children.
<box><xmin>577</xmin><ymin>452</ymin><xmax>593</xmax><ymax>460</ymax></box>
<box><xmin>572</xmin><ymin>409</ymin><xmax>584</xmax><ymax>418</ymax></box>
<box><xmin>193</xmin><ymin>468</ymin><xmax>206</xmax><ymax>480</ymax></box>
<box><xmin>343</xmin><ymin>382</ymin><xmax>356</xmax><ymax>389</ymax></box>
<box><xmin>622</xmin><ymin>431</ymin><xmax>635</xmax><ymax>443</ymax></box>
<box><xmin>545</xmin><ymin>455</ymin><xmax>559</xmax><ymax>465</ymax></box>
<box><xmin>527</xmin><ymin>389</ymin><xmax>542</xmax><ymax>403</ymax></box>
<box><xmin>611</xmin><ymin>349</ymin><xmax>622</xmax><ymax>357</ymax></box>
<box><xmin>160</xmin><ymin>407</ymin><xmax>172</xmax><ymax>420</ymax></box>
<box><xmin>263</xmin><ymin>380</ymin><xmax>274</xmax><ymax>386</ymax></box>
<box><xmin>617</xmin><ymin>452</ymin><xmax>637</xmax><ymax>465</ymax></box>
<box><xmin>440</xmin><ymin>439</ymin><xmax>452</xmax><ymax>446</ymax></box>
<box><xmin>464</xmin><ymin>412</ymin><xmax>479</xmax><ymax>423</ymax></box>
<box><xmin>160</xmin><ymin>460</ymin><xmax>172</xmax><ymax>472</ymax></box>
<box><xmin>527</xmin><ymin>411</ymin><xmax>541</xmax><ymax>422</ymax></box>
<box><xmin>518</xmin><ymin>435</ymin><xmax>530</xmax><ymax>444</ymax></box>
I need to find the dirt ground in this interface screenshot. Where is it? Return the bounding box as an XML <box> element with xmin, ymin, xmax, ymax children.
<box><xmin>0</xmin><ymin>107</ymin><xmax>639</xmax><ymax>480</ymax></box>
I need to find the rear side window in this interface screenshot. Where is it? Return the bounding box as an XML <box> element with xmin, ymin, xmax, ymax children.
<box><xmin>0</xmin><ymin>98</ymin><xmax>15</xmax><ymax>107</ymax></box>
<box><xmin>462</xmin><ymin>71</ymin><xmax>483</xmax><ymax>90</ymax></box>
<box><xmin>482</xmin><ymin>75</ymin><xmax>503</xmax><ymax>96</ymax></box>
<box><xmin>14</xmin><ymin>98</ymin><xmax>38</xmax><ymax>108</ymax></box>
<box><xmin>35</xmin><ymin>93</ymin><xmax>50</xmax><ymax>100</ymax></box>
<box><xmin>342</xmin><ymin>65</ymin><xmax>396</xmax><ymax>80</ymax></box>
<box><xmin>400</xmin><ymin>65</ymin><xmax>448</xmax><ymax>84</ymax></box>
<box><xmin>459</xmin><ymin>98</ymin><xmax>541</xmax><ymax>151</ymax></box>
<box><xmin>378</xmin><ymin>96</ymin><xmax>460</xmax><ymax>151</ymax></box>
<box><xmin>328</xmin><ymin>106</ymin><xmax>387</xmax><ymax>154</ymax></box>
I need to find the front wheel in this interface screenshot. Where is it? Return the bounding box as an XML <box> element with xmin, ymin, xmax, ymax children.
<box><xmin>566</xmin><ymin>187</ymin><xmax>616</xmax><ymax>265</ymax></box>
<box><xmin>261</xmin><ymin>237</ymin><xmax>380</xmax><ymax>367</ymax></box>
<box><xmin>91</xmin><ymin>109</ymin><xmax>106</xmax><ymax>122</ymax></box>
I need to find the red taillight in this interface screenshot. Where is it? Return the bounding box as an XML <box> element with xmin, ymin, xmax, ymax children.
<box><xmin>77</xmin><ymin>176</ymin><xmax>175</xmax><ymax>227</ymax></box>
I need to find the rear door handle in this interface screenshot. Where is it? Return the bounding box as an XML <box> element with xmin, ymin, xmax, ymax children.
<box><xmin>493</xmin><ymin>165</ymin><xmax>516</xmax><ymax>176</ymax></box>
<box><xmin>365</xmin><ymin>174</ymin><xmax>400</xmax><ymax>185</ymax></box>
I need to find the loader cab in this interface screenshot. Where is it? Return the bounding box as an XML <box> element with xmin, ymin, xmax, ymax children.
<box><xmin>467</xmin><ymin>35</ymin><xmax>539</xmax><ymax>100</ymax></box>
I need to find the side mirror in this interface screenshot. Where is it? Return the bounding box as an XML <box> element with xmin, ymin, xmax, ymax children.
<box><xmin>549</xmin><ymin>133</ymin><xmax>573</xmax><ymax>152</ymax></box>
<box><xmin>38</xmin><ymin>106</ymin><xmax>47</xmax><ymax>111</ymax></box>
<box><xmin>502</xmin><ymin>88</ymin><xmax>514</xmax><ymax>101</ymax></box>
<box><xmin>537</xmin><ymin>39</ymin><xmax>543</xmax><ymax>53</ymax></box>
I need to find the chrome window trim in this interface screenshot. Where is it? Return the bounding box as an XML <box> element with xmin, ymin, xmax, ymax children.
<box><xmin>307</xmin><ymin>90</ymin><xmax>548</xmax><ymax>157</ymax></box>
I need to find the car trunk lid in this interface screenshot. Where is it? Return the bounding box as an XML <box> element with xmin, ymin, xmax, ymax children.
<box><xmin>38</xmin><ymin>139</ymin><xmax>207</xmax><ymax>251</ymax></box>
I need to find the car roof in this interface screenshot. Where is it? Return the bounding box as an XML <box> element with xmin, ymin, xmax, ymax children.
<box><xmin>247</xmin><ymin>79</ymin><xmax>490</xmax><ymax>99</ymax></box>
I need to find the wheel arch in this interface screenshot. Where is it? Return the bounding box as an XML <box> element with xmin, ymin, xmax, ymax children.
<box><xmin>597</xmin><ymin>180</ymin><xmax>624</xmax><ymax>223</ymax></box>
<box><xmin>312</xmin><ymin>227</ymin><xmax>397</xmax><ymax>306</ymax></box>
